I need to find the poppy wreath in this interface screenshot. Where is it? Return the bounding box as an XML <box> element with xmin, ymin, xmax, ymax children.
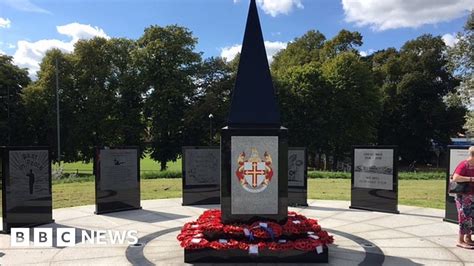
<box><xmin>177</xmin><ymin>229</ymin><xmax>203</xmax><ymax>242</ymax></box>
<box><xmin>249</xmin><ymin>221</ymin><xmax>283</xmax><ymax>239</ymax></box>
<box><xmin>223</xmin><ymin>224</ymin><xmax>247</xmax><ymax>236</ymax></box>
<box><xmin>180</xmin><ymin>237</ymin><xmax>210</xmax><ymax>250</ymax></box>
<box><xmin>267</xmin><ymin>241</ymin><xmax>294</xmax><ymax>251</ymax></box>
<box><xmin>177</xmin><ymin>209</ymin><xmax>334</xmax><ymax>252</ymax></box>
<box><xmin>294</xmin><ymin>238</ymin><xmax>323</xmax><ymax>251</ymax></box>
<box><xmin>209</xmin><ymin>239</ymin><xmax>240</xmax><ymax>250</ymax></box>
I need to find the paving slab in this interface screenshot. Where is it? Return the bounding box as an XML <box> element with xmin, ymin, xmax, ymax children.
<box><xmin>0</xmin><ymin>199</ymin><xmax>472</xmax><ymax>266</ymax></box>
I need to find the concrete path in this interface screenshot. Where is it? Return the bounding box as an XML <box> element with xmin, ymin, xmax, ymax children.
<box><xmin>0</xmin><ymin>199</ymin><xmax>471</xmax><ymax>266</ymax></box>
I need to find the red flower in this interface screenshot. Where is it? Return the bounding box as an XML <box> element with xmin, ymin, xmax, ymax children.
<box><xmin>177</xmin><ymin>209</ymin><xmax>334</xmax><ymax>251</ymax></box>
<box><xmin>181</xmin><ymin>237</ymin><xmax>209</xmax><ymax>250</ymax></box>
<box><xmin>209</xmin><ymin>239</ymin><xmax>240</xmax><ymax>250</ymax></box>
<box><xmin>249</xmin><ymin>222</ymin><xmax>283</xmax><ymax>239</ymax></box>
<box><xmin>223</xmin><ymin>224</ymin><xmax>247</xmax><ymax>236</ymax></box>
<box><xmin>267</xmin><ymin>241</ymin><xmax>294</xmax><ymax>251</ymax></box>
<box><xmin>294</xmin><ymin>238</ymin><xmax>322</xmax><ymax>251</ymax></box>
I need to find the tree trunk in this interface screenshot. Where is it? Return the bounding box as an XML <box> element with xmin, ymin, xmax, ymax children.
<box><xmin>160</xmin><ymin>160</ymin><xmax>167</xmax><ymax>171</ymax></box>
<box><xmin>332</xmin><ymin>155</ymin><xmax>338</xmax><ymax>171</ymax></box>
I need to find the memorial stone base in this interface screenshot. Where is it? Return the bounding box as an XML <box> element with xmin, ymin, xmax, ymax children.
<box><xmin>177</xmin><ymin>210</ymin><xmax>333</xmax><ymax>264</ymax></box>
<box><xmin>185</xmin><ymin>247</ymin><xmax>329</xmax><ymax>263</ymax></box>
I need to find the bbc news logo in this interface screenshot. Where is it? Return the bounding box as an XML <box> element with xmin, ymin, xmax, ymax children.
<box><xmin>11</xmin><ymin>228</ymin><xmax>138</xmax><ymax>247</ymax></box>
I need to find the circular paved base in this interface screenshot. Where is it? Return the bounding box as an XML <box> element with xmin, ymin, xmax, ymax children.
<box><xmin>0</xmin><ymin>199</ymin><xmax>471</xmax><ymax>265</ymax></box>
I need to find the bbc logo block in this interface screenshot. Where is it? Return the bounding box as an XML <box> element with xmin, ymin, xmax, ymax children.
<box><xmin>10</xmin><ymin>228</ymin><xmax>138</xmax><ymax>247</ymax></box>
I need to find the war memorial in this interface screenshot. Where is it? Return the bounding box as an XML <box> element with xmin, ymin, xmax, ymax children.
<box><xmin>0</xmin><ymin>0</ymin><xmax>473</xmax><ymax>265</ymax></box>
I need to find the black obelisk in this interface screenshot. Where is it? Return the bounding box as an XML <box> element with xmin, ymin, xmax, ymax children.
<box><xmin>220</xmin><ymin>0</ymin><xmax>288</xmax><ymax>224</ymax></box>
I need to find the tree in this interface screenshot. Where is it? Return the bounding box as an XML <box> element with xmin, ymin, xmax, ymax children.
<box><xmin>107</xmin><ymin>38</ymin><xmax>146</xmax><ymax>148</ymax></box>
<box><xmin>374</xmin><ymin>35</ymin><xmax>466</xmax><ymax>162</ymax></box>
<box><xmin>448</xmin><ymin>11</ymin><xmax>473</xmax><ymax>135</ymax></box>
<box><xmin>23</xmin><ymin>49</ymin><xmax>78</xmax><ymax>161</ymax></box>
<box><xmin>321</xmin><ymin>52</ymin><xmax>379</xmax><ymax>167</ymax></box>
<box><xmin>276</xmin><ymin>62</ymin><xmax>334</xmax><ymax>159</ymax></box>
<box><xmin>321</xmin><ymin>30</ymin><xmax>363</xmax><ymax>59</ymax></box>
<box><xmin>184</xmin><ymin>57</ymin><xmax>234</xmax><ymax>146</ymax></box>
<box><xmin>136</xmin><ymin>25</ymin><xmax>201</xmax><ymax>170</ymax></box>
<box><xmin>271</xmin><ymin>30</ymin><xmax>326</xmax><ymax>76</ymax></box>
<box><xmin>465</xmin><ymin>111</ymin><xmax>474</xmax><ymax>136</ymax></box>
<box><xmin>273</xmin><ymin>29</ymin><xmax>376</xmax><ymax>168</ymax></box>
<box><xmin>0</xmin><ymin>55</ymin><xmax>30</xmax><ymax>146</ymax></box>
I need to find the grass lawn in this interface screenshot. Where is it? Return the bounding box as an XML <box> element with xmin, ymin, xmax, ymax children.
<box><xmin>52</xmin><ymin>179</ymin><xmax>182</xmax><ymax>209</ymax></box>
<box><xmin>49</xmin><ymin>178</ymin><xmax>445</xmax><ymax>210</ymax></box>
<box><xmin>308</xmin><ymin>179</ymin><xmax>446</xmax><ymax>209</ymax></box>
<box><xmin>60</xmin><ymin>155</ymin><xmax>182</xmax><ymax>174</ymax></box>
<box><xmin>0</xmin><ymin>178</ymin><xmax>446</xmax><ymax>216</ymax></box>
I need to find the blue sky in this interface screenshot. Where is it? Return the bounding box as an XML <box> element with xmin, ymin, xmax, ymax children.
<box><xmin>0</xmin><ymin>0</ymin><xmax>473</xmax><ymax>78</ymax></box>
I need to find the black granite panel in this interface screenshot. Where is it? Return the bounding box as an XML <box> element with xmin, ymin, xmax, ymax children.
<box><xmin>94</xmin><ymin>147</ymin><xmax>141</xmax><ymax>214</ymax></box>
<box><xmin>1</xmin><ymin>147</ymin><xmax>53</xmax><ymax>233</ymax></box>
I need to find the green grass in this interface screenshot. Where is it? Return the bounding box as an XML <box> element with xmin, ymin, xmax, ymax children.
<box><xmin>0</xmin><ymin>178</ymin><xmax>445</xmax><ymax>217</ymax></box>
<box><xmin>59</xmin><ymin>155</ymin><xmax>182</xmax><ymax>174</ymax></box>
<box><xmin>52</xmin><ymin>179</ymin><xmax>181</xmax><ymax>209</ymax></box>
<box><xmin>308</xmin><ymin>171</ymin><xmax>445</xmax><ymax>180</ymax></box>
<box><xmin>308</xmin><ymin>179</ymin><xmax>446</xmax><ymax>209</ymax></box>
<box><xmin>48</xmin><ymin>178</ymin><xmax>446</xmax><ymax>210</ymax></box>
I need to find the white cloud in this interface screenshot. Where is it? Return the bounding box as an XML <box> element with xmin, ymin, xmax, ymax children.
<box><xmin>56</xmin><ymin>23</ymin><xmax>109</xmax><ymax>42</ymax></box>
<box><xmin>3</xmin><ymin>0</ymin><xmax>51</xmax><ymax>14</ymax></box>
<box><xmin>0</xmin><ymin>49</ymin><xmax>5</xmax><ymax>55</ymax></box>
<box><xmin>359</xmin><ymin>49</ymin><xmax>375</xmax><ymax>57</ymax></box>
<box><xmin>0</xmin><ymin>17</ymin><xmax>11</xmax><ymax>28</ymax></box>
<box><xmin>220</xmin><ymin>41</ymin><xmax>287</xmax><ymax>63</ymax></box>
<box><xmin>442</xmin><ymin>33</ymin><xmax>459</xmax><ymax>47</ymax></box>
<box><xmin>7</xmin><ymin>43</ymin><xmax>15</xmax><ymax>49</ymax></box>
<box><xmin>257</xmin><ymin>0</ymin><xmax>304</xmax><ymax>17</ymax></box>
<box><xmin>233</xmin><ymin>0</ymin><xmax>304</xmax><ymax>17</ymax></box>
<box><xmin>13</xmin><ymin>22</ymin><xmax>109</xmax><ymax>78</ymax></box>
<box><xmin>221</xmin><ymin>45</ymin><xmax>243</xmax><ymax>62</ymax></box>
<box><xmin>342</xmin><ymin>0</ymin><xmax>474</xmax><ymax>31</ymax></box>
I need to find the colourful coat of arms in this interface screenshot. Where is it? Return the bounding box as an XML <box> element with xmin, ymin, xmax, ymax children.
<box><xmin>236</xmin><ymin>148</ymin><xmax>273</xmax><ymax>193</ymax></box>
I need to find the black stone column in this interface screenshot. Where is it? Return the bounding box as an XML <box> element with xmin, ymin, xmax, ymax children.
<box><xmin>220</xmin><ymin>0</ymin><xmax>288</xmax><ymax>224</ymax></box>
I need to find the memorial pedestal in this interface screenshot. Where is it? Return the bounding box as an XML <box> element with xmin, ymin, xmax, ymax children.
<box><xmin>185</xmin><ymin>247</ymin><xmax>328</xmax><ymax>263</ymax></box>
<box><xmin>220</xmin><ymin>126</ymin><xmax>288</xmax><ymax>224</ymax></box>
<box><xmin>178</xmin><ymin>210</ymin><xmax>332</xmax><ymax>264</ymax></box>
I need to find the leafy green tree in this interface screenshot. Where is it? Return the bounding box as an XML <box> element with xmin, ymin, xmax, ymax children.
<box><xmin>465</xmin><ymin>111</ymin><xmax>474</xmax><ymax>136</ymax></box>
<box><xmin>374</xmin><ymin>35</ymin><xmax>466</xmax><ymax>162</ymax></box>
<box><xmin>447</xmin><ymin>11</ymin><xmax>473</xmax><ymax>135</ymax></box>
<box><xmin>321</xmin><ymin>30</ymin><xmax>363</xmax><ymax>59</ymax></box>
<box><xmin>321</xmin><ymin>52</ymin><xmax>380</xmax><ymax>167</ymax></box>
<box><xmin>271</xmin><ymin>30</ymin><xmax>326</xmax><ymax>76</ymax></box>
<box><xmin>277</xmin><ymin>63</ymin><xmax>329</xmax><ymax>150</ymax></box>
<box><xmin>136</xmin><ymin>25</ymin><xmax>201</xmax><ymax>170</ymax></box>
<box><xmin>0</xmin><ymin>55</ymin><xmax>30</xmax><ymax>146</ymax></box>
<box><xmin>184</xmin><ymin>57</ymin><xmax>234</xmax><ymax>146</ymax></box>
<box><xmin>107</xmin><ymin>38</ymin><xmax>146</xmax><ymax>148</ymax></box>
<box><xmin>22</xmin><ymin>49</ymin><xmax>77</xmax><ymax>161</ymax></box>
<box><xmin>68</xmin><ymin>37</ymin><xmax>118</xmax><ymax>161</ymax></box>
<box><xmin>273</xmin><ymin>29</ymin><xmax>375</xmax><ymax>168</ymax></box>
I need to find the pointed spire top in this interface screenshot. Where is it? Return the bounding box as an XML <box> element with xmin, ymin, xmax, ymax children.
<box><xmin>227</xmin><ymin>0</ymin><xmax>281</xmax><ymax>128</ymax></box>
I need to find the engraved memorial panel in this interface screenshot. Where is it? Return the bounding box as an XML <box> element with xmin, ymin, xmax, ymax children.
<box><xmin>95</xmin><ymin>147</ymin><xmax>140</xmax><ymax>214</ymax></box>
<box><xmin>182</xmin><ymin>147</ymin><xmax>220</xmax><ymax>205</ymax></box>
<box><xmin>1</xmin><ymin>147</ymin><xmax>53</xmax><ymax>233</ymax></box>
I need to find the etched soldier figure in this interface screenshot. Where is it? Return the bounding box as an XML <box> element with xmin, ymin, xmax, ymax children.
<box><xmin>27</xmin><ymin>169</ymin><xmax>35</xmax><ymax>194</ymax></box>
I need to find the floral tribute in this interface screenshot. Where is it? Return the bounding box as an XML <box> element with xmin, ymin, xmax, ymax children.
<box><xmin>177</xmin><ymin>210</ymin><xmax>334</xmax><ymax>253</ymax></box>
